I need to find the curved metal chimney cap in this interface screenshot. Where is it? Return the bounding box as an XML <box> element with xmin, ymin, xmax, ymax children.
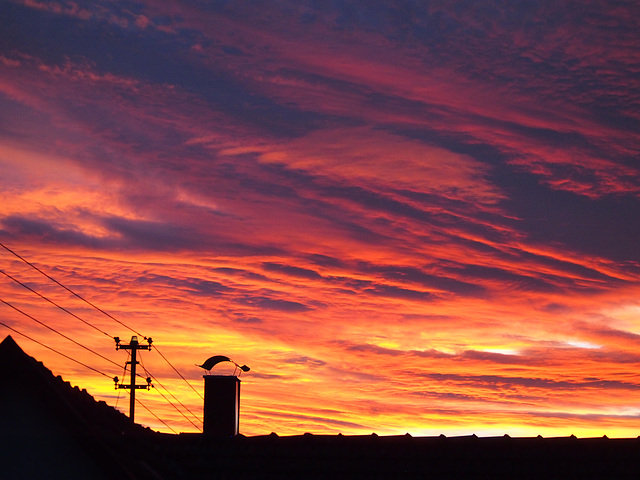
<box><xmin>197</xmin><ymin>355</ymin><xmax>250</xmax><ymax>374</ymax></box>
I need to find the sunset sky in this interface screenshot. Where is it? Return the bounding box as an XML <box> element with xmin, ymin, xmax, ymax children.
<box><xmin>1</xmin><ymin>0</ymin><xmax>640</xmax><ymax>438</ymax></box>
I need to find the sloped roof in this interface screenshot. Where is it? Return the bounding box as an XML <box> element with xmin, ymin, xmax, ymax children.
<box><xmin>0</xmin><ymin>335</ymin><xmax>165</xmax><ymax>479</ymax></box>
<box><xmin>2</xmin><ymin>334</ymin><xmax>640</xmax><ymax>479</ymax></box>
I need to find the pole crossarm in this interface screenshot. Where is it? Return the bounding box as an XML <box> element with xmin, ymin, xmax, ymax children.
<box><xmin>117</xmin><ymin>384</ymin><xmax>151</xmax><ymax>390</ymax></box>
<box><xmin>114</xmin><ymin>335</ymin><xmax>153</xmax><ymax>422</ymax></box>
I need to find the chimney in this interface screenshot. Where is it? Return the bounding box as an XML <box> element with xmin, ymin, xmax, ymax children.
<box><xmin>203</xmin><ymin>374</ymin><xmax>241</xmax><ymax>436</ymax></box>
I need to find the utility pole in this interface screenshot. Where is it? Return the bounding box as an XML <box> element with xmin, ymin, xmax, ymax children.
<box><xmin>114</xmin><ymin>335</ymin><xmax>152</xmax><ymax>422</ymax></box>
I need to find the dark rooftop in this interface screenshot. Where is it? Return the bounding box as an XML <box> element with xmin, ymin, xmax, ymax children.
<box><xmin>2</xmin><ymin>335</ymin><xmax>640</xmax><ymax>479</ymax></box>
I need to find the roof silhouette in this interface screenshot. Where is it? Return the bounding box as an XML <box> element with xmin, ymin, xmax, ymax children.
<box><xmin>2</xmin><ymin>334</ymin><xmax>640</xmax><ymax>479</ymax></box>
<box><xmin>0</xmin><ymin>335</ymin><xmax>161</xmax><ymax>479</ymax></box>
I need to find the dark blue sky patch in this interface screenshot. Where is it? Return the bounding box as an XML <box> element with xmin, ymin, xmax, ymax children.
<box><xmin>262</xmin><ymin>262</ymin><xmax>323</xmax><ymax>280</ymax></box>
<box><xmin>235</xmin><ymin>295</ymin><xmax>311</xmax><ymax>312</ymax></box>
<box><xmin>102</xmin><ymin>216</ymin><xmax>200</xmax><ymax>251</ymax></box>
<box><xmin>363</xmin><ymin>285</ymin><xmax>434</xmax><ymax>302</ymax></box>
<box><xmin>1</xmin><ymin>215</ymin><xmax>105</xmax><ymax>249</ymax></box>
<box><xmin>283</xmin><ymin>355</ymin><xmax>326</xmax><ymax>368</ymax></box>
<box><xmin>496</xmin><ymin>172</ymin><xmax>640</xmax><ymax>263</ymax></box>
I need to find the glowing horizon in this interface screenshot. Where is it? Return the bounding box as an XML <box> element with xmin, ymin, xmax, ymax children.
<box><xmin>1</xmin><ymin>0</ymin><xmax>640</xmax><ymax>438</ymax></box>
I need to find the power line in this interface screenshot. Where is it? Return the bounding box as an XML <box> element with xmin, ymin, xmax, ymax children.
<box><xmin>145</xmin><ymin>372</ymin><xmax>201</xmax><ymax>431</ymax></box>
<box><xmin>0</xmin><ymin>242</ymin><xmax>144</xmax><ymax>337</ymax></box>
<box><xmin>2</xmin><ymin>320</ymin><xmax>183</xmax><ymax>435</ymax></box>
<box><xmin>0</xmin><ymin>296</ymin><xmax>123</xmax><ymax>371</ymax></box>
<box><xmin>135</xmin><ymin>398</ymin><xmax>178</xmax><ymax>434</ymax></box>
<box><xmin>1</xmin><ymin>243</ymin><xmax>204</xmax><ymax>408</ymax></box>
<box><xmin>139</xmin><ymin>351</ymin><xmax>203</xmax><ymax>431</ymax></box>
<box><xmin>1</xmin><ymin>321</ymin><xmax>186</xmax><ymax>434</ymax></box>
<box><xmin>0</xmin><ymin>281</ymin><xmax>202</xmax><ymax>428</ymax></box>
<box><xmin>149</xmin><ymin>372</ymin><xmax>203</xmax><ymax>428</ymax></box>
<box><xmin>0</xmin><ymin>268</ymin><xmax>112</xmax><ymax>338</ymax></box>
<box><xmin>154</xmin><ymin>345</ymin><xmax>204</xmax><ymax>400</ymax></box>
<box><xmin>0</xmin><ymin>266</ymin><xmax>146</xmax><ymax>383</ymax></box>
<box><xmin>0</xmin><ymin>241</ymin><xmax>204</xmax><ymax>434</ymax></box>
<box><xmin>115</xmin><ymin>351</ymin><xmax>129</xmax><ymax>410</ymax></box>
<box><xmin>0</xmin><ymin>321</ymin><xmax>113</xmax><ymax>379</ymax></box>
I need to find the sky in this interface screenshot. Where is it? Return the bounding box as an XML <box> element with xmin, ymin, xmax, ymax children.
<box><xmin>1</xmin><ymin>0</ymin><xmax>640</xmax><ymax>438</ymax></box>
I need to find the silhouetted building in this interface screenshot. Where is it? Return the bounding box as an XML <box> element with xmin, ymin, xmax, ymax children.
<box><xmin>0</xmin><ymin>335</ymin><xmax>158</xmax><ymax>479</ymax></box>
<box><xmin>203</xmin><ymin>374</ymin><xmax>240</xmax><ymax>436</ymax></box>
<box><xmin>4</xmin><ymin>334</ymin><xmax>640</xmax><ymax>479</ymax></box>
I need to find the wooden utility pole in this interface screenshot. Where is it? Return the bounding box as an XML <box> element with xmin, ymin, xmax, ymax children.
<box><xmin>115</xmin><ymin>335</ymin><xmax>152</xmax><ymax>422</ymax></box>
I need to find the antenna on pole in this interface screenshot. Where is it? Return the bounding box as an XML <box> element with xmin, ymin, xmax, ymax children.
<box><xmin>114</xmin><ymin>335</ymin><xmax>153</xmax><ymax>422</ymax></box>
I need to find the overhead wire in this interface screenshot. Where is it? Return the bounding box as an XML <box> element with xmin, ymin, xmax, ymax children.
<box><xmin>0</xmin><ymin>321</ymin><xmax>113</xmax><ymax>379</ymax></box>
<box><xmin>139</xmin><ymin>351</ymin><xmax>203</xmax><ymax>431</ymax></box>
<box><xmin>0</xmin><ymin>242</ymin><xmax>144</xmax><ymax>337</ymax></box>
<box><xmin>115</xmin><ymin>351</ymin><xmax>129</xmax><ymax>410</ymax></box>
<box><xmin>0</xmin><ymin>268</ymin><xmax>112</xmax><ymax>338</ymax></box>
<box><xmin>1</xmin><ymin>241</ymin><xmax>204</xmax><ymax>401</ymax></box>
<box><xmin>1</xmin><ymin>242</ymin><xmax>209</xmax><ymax>432</ymax></box>
<box><xmin>153</xmin><ymin>346</ymin><xmax>204</xmax><ymax>400</ymax></box>
<box><xmin>0</xmin><ymin>294</ymin><xmax>198</xmax><ymax>432</ymax></box>
<box><xmin>145</xmin><ymin>372</ymin><xmax>203</xmax><ymax>429</ymax></box>
<box><xmin>2</xmin><ymin>319</ymin><xmax>182</xmax><ymax>435</ymax></box>
<box><xmin>0</xmin><ymin>266</ymin><xmax>151</xmax><ymax>384</ymax></box>
<box><xmin>0</xmin><ymin>321</ymin><xmax>187</xmax><ymax>435</ymax></box>
<box><xmin>0</xmin><ymin>296</ymin><xmax>124</xmax><ymax>371</ymax></box>
<box><xmin>117</xmin><ymin>349</ymin><xmax>196</xmax><ymax>433</ymax></box>
<box><xmin>136</xmin><ymin>398</ymin><xmax>178</xmax><ymax>434</ymax></box>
